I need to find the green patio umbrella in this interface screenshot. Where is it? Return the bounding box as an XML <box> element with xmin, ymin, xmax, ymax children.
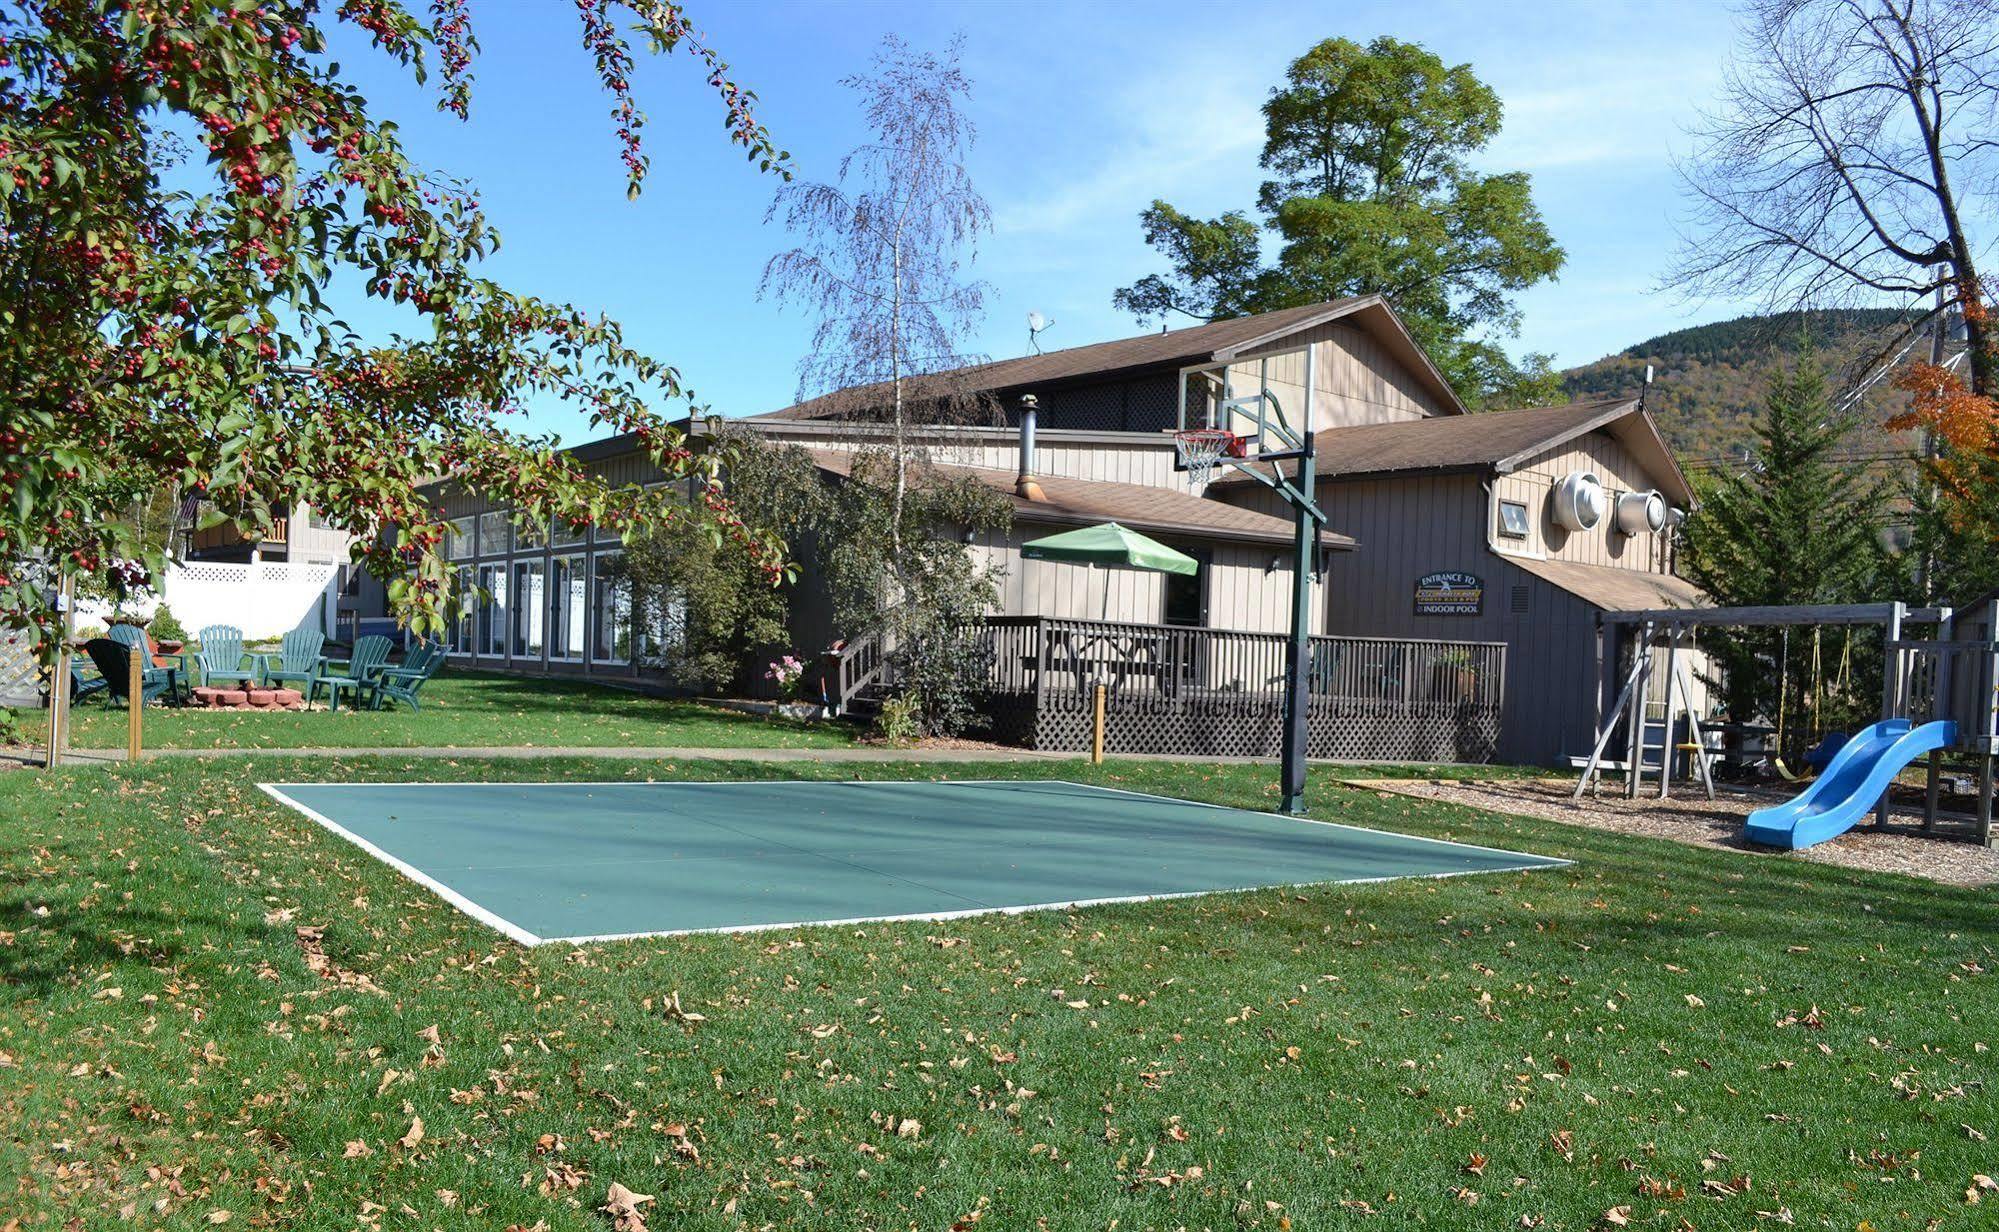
<box><xmin>1021</xmin><ymin>522</ymin><xmax>1196</xmax><ymax>620</ymax></box>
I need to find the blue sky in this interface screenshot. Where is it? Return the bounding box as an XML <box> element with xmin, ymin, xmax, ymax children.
<box><xmin>337</xmin><ymin>0</ymin><xmax>1755</xmax><ymax>440</ymax></box>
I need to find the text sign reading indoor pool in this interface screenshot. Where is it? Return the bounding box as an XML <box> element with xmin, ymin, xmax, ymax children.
<box><xmin>1414</xmin><ymin>571</ymin><xmax>1484</xmax><ymax>616</ymax></box>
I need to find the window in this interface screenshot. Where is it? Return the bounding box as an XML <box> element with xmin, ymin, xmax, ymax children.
<box><xmin>511</xmin><ymin>560</ymin><xmax>545</xmax><ymax>658</ymax></box>
<box><xmin>592</xmin><ymin>551</ymin><xmax>631</xmax><ymax>663</ymax></box>
<box><xmin>512</xmin><ymin>517</ymin><xmax>547</xmax><ymax>555</ymax></box>
<box><xmin>450</xmin><ymin>566</ymin><xmax>476</xmax><ymax>653</ymax></box>
<box><xmin>1498</xmin><ymin>499</ymin><xmax>1531</xmax><ymax>539</ymax></box>
<box><xmin>478</xmin><ymin>563</ymin><xmax>508</xmax><ymax>656</ymax></box>
<box><xmin>445</xmin><ymin>516</ymin><xmax>475</xmax><ymax>560</ymax></box>
<box><xmin>550</xmin><ymin>555</ymin><xmax>587</xmax><ymax>660</ymax></box>
<box><xmin>476</xmin><ymin>510</ymin><xmax>508</xmax><ymax>558</ymax></box>
<box><xmin>552</xmin><ymin>518</ymin><xmax>588</xmax><ymax>550</ymax></box>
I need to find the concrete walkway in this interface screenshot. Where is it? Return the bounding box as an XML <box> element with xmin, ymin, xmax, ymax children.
<box><xmin>6</xmin><ymin>743</ymin><xmax>1326</xmax><ymax>770</ymax></box>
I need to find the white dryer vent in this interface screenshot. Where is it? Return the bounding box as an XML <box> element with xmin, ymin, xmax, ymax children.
<box><xmin>1551</xmin><ymin>471</ymin><xmax>1606</xmax><ymax>531</ymax></box>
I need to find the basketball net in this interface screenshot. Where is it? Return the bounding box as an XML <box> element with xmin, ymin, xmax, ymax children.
<box><xmin>1172</xmin><ymin>428</ymin><xmax>1244</xmax><ymax>485</ymax></box>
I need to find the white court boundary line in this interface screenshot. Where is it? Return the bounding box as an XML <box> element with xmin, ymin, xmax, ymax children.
<box><xmin>257</xmin><ymin>783</ymin><xmax>546</xmax><ymax>946</ymax></box>
<box><xmin>256</xmin><ymin>778</ymin><xmax>1571</xmax><ymax>947</ymax></box>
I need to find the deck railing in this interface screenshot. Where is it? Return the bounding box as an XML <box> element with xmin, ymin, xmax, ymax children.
<box><xmin>978</xmin><ymin>616</ymin><xmax>1506</xmax><ymax>763</ymax></box>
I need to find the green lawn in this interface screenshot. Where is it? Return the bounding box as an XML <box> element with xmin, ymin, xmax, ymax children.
<box><xmin>34</xmin><ymin>669</ymin><xmax>856</xmax><ymax>750</ymax></box>
<box><xmin>2</xmin><ymin>755</ymin><xmax>1993</xmax><ymax>1230</ymax></box>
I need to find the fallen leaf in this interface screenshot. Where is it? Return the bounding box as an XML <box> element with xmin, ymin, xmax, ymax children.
<box><xmin>601</xmin><ymin>1182</ymin><xmax>654</xmax><ymax>1232</ymax></box>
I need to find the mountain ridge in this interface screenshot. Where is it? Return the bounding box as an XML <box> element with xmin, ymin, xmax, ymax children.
<box><xmin>1558</xmin><ymin>307</ymin><xmax>1942</xmax><ymax>463</ymax></box>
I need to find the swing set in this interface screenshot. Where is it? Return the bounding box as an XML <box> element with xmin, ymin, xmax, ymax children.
<box><xmin>1769</xmin><ymin>624</ymin><xmax>1856</xmax><ymax>782</ymax></box>
<box><xmin>1573</xmin><ymin>602</ymin><xmax>1993</xmax><ymax>837</ymax></box>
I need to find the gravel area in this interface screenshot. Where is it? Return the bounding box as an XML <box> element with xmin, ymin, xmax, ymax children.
<box><xmin>1356</xmin><ymin>776</ymin><xmax>1999</xmax><ymax>888</ymax></box>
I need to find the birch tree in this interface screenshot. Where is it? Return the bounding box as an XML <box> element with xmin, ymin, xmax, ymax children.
<box><xmin>760</xmin><ymin>34</ymin><xmax>994</xmax><ymax>556</ymax></box>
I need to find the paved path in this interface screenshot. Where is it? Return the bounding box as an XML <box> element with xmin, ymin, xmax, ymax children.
<box><xmin>7</xmin><ymin>744</ymin><xmax>1322</xmax><ymax>770</ymax></box>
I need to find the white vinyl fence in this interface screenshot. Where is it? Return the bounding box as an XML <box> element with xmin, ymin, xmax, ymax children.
<box><xmin>78</xmin><ymin>561</ymin><xmax>341</xmax><ymax>641</ymax></box>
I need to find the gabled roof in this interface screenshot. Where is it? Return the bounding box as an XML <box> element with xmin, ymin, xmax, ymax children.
<box><xmin>758</xmin><ymin>295</ymin><xmax>1466</xmax><ymax>421</ymax></box>
<box><xmin>805</xmin><ymin>449</ymin><xmax>1355</xmax><ymax>551</ymax></box>
<box><xmin>1210</xmin><ymin>397</ymin><xmax>1696</xmax><ymax>506</ymax></box>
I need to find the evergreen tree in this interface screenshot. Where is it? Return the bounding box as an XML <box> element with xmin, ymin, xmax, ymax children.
<box><xmin>1679</xmin><ymin>348</ymin><xmax>1891</xmax><ymax>748</ymax></box>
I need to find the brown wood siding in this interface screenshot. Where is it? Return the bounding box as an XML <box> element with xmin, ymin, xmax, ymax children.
<box><xmin>970</xmin><ymin>523</ymin><xmax>1319</xmax><ymax>635</ymax></box>
<box><xmin>1234</xmin><ymin>321</ymin><xmax>1448</xmax><ymax>423</ymax></box>
<box><xmin>1493</xmin><ymin>429</ymin><xmax>1681</xmax><ymax>572</ymax></box>
<box><xmin>761</xmin><ymin>430</ymin><xmax>1182</xmax><ymax>489</ymax></box>
<box><xmin>1217</xmin><ymin>471</ymin><xmax>1621</xmax><ymax>764</ymax></box>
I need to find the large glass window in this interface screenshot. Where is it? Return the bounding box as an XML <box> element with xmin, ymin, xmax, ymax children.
<box><xmin>550</xmin><ymin>555</ymin><xmax>587</xmax><ymax>661</ymax></box>
<box><xmin>445</xmin><ymin>516</ymin><xmax>475</xmax><ymax>560</ymax></box>
<box><xmin>512</xmin><ymin>517</ymin><xmax>547</xmax><ymax>555</ymax></box>
<box><xmin>476</xmin><ymin>510</ymin><xmax>508</xmax><ymax>558</ymax></box>
<box><xmin>552</xmin><ymin>517</ymin><xmax>588</xmax><ymax>550</ymax></box>
<box><xmin>511</xmin><ymin>560</ymin><xmax>545</xmax><ymax>658</ymax></box>
<box><xmin>592</xmin><ymin>551</ymin><xmax>631</xmax><ymax>663</ymax></box>
<box><xmin>450</xmin><ymin>566</ymin><xmax>475</xmax><ymax>653</ymax></box>
<box><xmin>478</xmin><ymin>563</ymin><xmax>508</xmax><ymax>656</ymax></box>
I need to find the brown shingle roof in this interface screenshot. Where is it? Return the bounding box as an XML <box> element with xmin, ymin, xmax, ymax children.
<box><xmin>1510</xmin><ymin>556</ymin><xmax>1707</xmax><ymax>612</ymax></box>
<box><xmin>759</xmin><ymin>295</ymin><xmax>1464</xmax><ymax>420</ymax></box>
<box><xmin>1211</xmin><ymin>398</ymin><xmax>1696</xmax><ymax>506</ymax></box>
<box><xmin>805</xmin><ymin>449</ymin><xmax>1355</xmax><ymax>551</ymax></box>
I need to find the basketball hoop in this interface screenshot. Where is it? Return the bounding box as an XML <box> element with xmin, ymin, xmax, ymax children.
<box><xmin>1172</xmin><ymin>428</ymin><xmax>1245</xmax><ymax>484</ymax></box>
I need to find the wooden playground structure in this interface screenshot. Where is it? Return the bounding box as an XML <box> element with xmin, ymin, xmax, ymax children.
<box><xmin>1576</xmin><ymin>599</ymin><xmax>1997</xmax><ymax>846</ymax></box>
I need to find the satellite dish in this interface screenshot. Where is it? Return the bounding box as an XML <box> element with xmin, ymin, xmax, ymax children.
<box><xmin>1027</xmin><ymin>310</ymin><xmax>1055</xmax><ymax>354</ymax></box>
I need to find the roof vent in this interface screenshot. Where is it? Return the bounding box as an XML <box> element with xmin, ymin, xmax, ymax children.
<box><xmin>1551</xmin><ymin>471</ymin><xmax>1605</xmax><ymax>532</ymax></box>
<box><xmin>1616</xmin><ymin>489</ymin><xmax>1666</xmax><ymax>536</ymax></box>
<box><xmin>1015</xmin><ymin>394</ymin><xmax>1045</xmax><ymax>502</ymax></box>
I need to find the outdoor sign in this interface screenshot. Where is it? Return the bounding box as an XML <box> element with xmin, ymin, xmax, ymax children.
<box><xmin>1414</xmin><ymin>571</ymin><xmax>1483</xmax><ymax>616</ymax></box>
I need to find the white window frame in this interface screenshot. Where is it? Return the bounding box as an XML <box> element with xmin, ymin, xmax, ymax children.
<box><xmin>591</xmin><ymin>550</ymin><xmax>632</xmax><ymax>665</ymax></box>
<box><xmin>1497</xmin><ymin>499</ymin><xmax>1531</xmax><ymax>540</ymax></box>
<box><xmin>548</xmin><ymin>553</ymin><xmax>588</xmax><ymax>663</ymax></box>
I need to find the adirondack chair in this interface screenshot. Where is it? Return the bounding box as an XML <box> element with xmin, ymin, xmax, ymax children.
<box><xmin>317</xmin><ymin>634</ymin><xmax>393</xmax><ymax>711</ymax></box>
<box><xmin>191</xmin><ymin>624</ymin><xmax>250</xmax><ymax>686</ymax></box>
<box><xmin>68</xmin><ymin>660</ymin><xmax>109</xmax><ymax>703</ymax></box>
<box><xmin>259</xmin><ymin>627</ymin><xmax>327</xmax><ymax>693</ymax></box>
<box><xmin>104</xmin><ymin>625</ymin><xmax>184</xmax><ymax>700</ymax></box>
<box><xmin>368</xmin><ymin>642</ymin><xmax>446</xmax><ymax>711</ymax></box>
<box><xmin>81</xmin><ymin>637</ymin><xmax>177</xmax><ymax>705</ymax></box>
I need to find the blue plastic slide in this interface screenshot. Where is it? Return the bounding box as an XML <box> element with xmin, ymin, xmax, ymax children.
<box><xmin>1743</xmin><ymin>719</ymin><xmax>1957</xmax><ymax>850</ymax></box>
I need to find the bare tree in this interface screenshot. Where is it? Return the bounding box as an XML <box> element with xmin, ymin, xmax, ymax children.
<box><xmin>1672</xmin><ymin>0</ymin><xmax>1999</xmax><ymax>393</ymax></box>
<box><xmin>761</xmin><ymin>34</ymin><xmax>995</xmax><ymax>553</ymax></box>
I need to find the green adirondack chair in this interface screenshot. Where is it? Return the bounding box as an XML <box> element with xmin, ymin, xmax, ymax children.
<box><xmin>260</xmin><ymin>627</ymin><xmax>327</xmax><ymax>694</ymax></box>
<box><xmin>317</xmin><ymin>634</ymin><xmax>393</xmax><ymax>711</ymax></box>
<box><xmin>82</xmin><ymin>638</ymin><xmax>176</xmax><ymax>705</ymax></box>
<box><xmin>106</xmin><ymin>624</ymin><xmax>184</xmax><ymax>700</ymax></box>
<box><xmin>370</xmin><ymin>642</ymin><xmax>446</xmax><ymax>711</ymax></box>
<box><xmin>192</xmin><ymin>624</ymin><xmax>250</xmax><ymax>687</ymax></box>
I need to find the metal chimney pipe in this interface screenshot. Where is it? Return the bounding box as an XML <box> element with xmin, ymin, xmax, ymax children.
<box><xmin>1016</xmin><ymin>393</ymin><xmax>1045</xmax><ymax>501</ymax></box>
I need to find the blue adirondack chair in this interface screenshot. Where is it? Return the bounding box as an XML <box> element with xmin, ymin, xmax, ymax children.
<box><xmin>369</xmin><ymin>642</ymin><xmax>446</xmax><ymax>711</ymax></box>
<box><xmin>260</xmin><ymin>627</ymin><xmax>327</xmax><ymax>694</ymax></box>
<box><xmin>192</xmin><ymin>624</ymin><xmax>251</xmax><ymax>687</ymax></box>
<box><xmin>317</xmin><ymin>634</ymin><xmax>393</xmax><ymax>711</ymax></box>
<box><xmin>81</xmin><ymin>637</ymin><xmax>177</xmax><ymax>705</ymax></box>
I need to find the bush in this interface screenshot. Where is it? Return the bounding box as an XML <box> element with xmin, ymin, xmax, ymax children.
<box><xmin>870</xmin><ymin>694</ymin><xmax>922</xmax><ymax>745</ymax></box>
<box><xmin>147</xmin><ymin>605</ymin><xmax>188</xmax><ymax>642</ymax></box>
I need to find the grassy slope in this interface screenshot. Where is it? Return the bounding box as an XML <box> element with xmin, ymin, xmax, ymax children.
<box><xmin>1</xmin><ymin>756</ymin><xmax>1993</xmax><ymax>1230</ymax></box>
<box><xmin>35</xmin><ymin>670</ymin><xmax>855</xmax><ymax>750</ymax></box>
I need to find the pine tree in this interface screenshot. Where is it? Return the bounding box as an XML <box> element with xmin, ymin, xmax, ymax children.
<box><xmin>1679</xmin><ymin>347</ymin><xmax>1891</xmax><ymax>748</ymax></box>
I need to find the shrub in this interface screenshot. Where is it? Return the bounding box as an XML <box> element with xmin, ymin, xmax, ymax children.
<box><xmin>147</xmin><ymin>605</ymin><xmax>188</xmax><ymax>642</ymax></box>
<box><xmin>871</xmin><ymin>694</ymin><xmax>922</xmax><ymax>745</ymax></box>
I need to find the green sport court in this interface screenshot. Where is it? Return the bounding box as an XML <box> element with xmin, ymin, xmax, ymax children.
<box><xmin>259</xmin><ymin>779</ymin><xmax>1566</xmax><ymax>945</ymax></box>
